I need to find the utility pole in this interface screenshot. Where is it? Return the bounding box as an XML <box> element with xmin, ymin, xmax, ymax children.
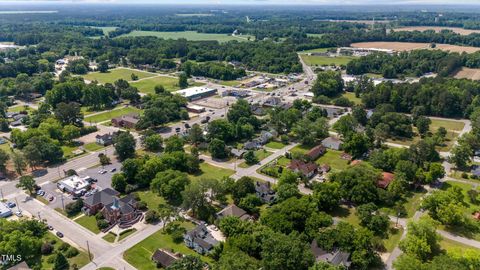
<box><xmin>86</xmin><ymin>241</ymin><xmax>92</xmax><ymax>261</ymax></box>
<box><xmin>14</xmin><ymin>197</ymin><xmax>20</xmax><ymax>212</ymax></box>
<box><xmin>61</xmin><ymin>194</ymin><xmax>65</xmax><ymax>210</ymax></box>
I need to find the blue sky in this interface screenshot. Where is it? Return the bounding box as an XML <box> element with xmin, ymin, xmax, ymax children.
<box><xmin>1</xmin><ymin>0</ymin><xmax>480</xmax><ymax>5</ymax></box>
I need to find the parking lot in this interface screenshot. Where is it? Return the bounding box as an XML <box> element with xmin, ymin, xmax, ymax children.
<box><xmin>40</xmin><ymin>162</ymin><xmax>122</xmax><ymax>210</ymax></box>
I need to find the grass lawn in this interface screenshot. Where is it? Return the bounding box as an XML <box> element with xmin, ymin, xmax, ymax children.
<box><xmin>102</xmin><ymin>232</ymin><xmax>117</xmax><ymax>243</ymax></box>
<box><xmin>119</xmin><ymin>228</ymin><xmax>137</xmax><ymax>241</ymax></box>
<box><xmin>0</xmin><ymin>141</ymin><xmax>12</xmax><ymax>153</ymax></box>
<box><xmin>62</xmin><ymin>145</ymin><xmax>84</xmax><ymax>160</ymax></box>
<box><xmin>298</xmin><ymin>47</ymin><xmax>332</xmax><ymax>53</ymax></box>
<box><xmin>84</xmin><ymin>107</ymin><xmax>142</xmax><ymax>123</ymax></box>
<box><xmin>75</xmin><ymin>215</ymin><xmax>101</xmax><ymax>234</ymax></box>
<box><xmin>84</xmin><ymin>142</ymin><xmax>105</xmax><ymax>152</ymax></box>
<box><xmin>430</xmin><ymin>118</ymin><xmax>465</xmax><ymax>132</ymax></box>
<box><xmin>441</xmin><ymin>181</ymin><xmax>479</xmax><ymax>214</ymax></box>
<box><xmin>440</xmin><ymin>238</ymin><xmax>480</xmax><ymax>253</ymax></box>
<box><xmin>290</xmin><ymin>144</ymin><xmax>312</xmax><ymax>155</ymax></box>
<box><xmin>8</xmin><ymin>105</ymin><xmax>31</xmax><ymax>113</ymax></box>
<box><xmin>124</xmin><ymin>221</ymin><xmax>212</xmax><ymax>270</ymax></box>
<box><xmin>41</xmin><ymin>233</ymin><xmax>90</xmax><ymax>269</ymax></box>
<box><xmin>119</xmin><ymin>31</ymin><xmax>254</xmax><ymax>43</ymax></box>
<box><xmin>265</xmin><ymin>141</ymin><xmax>287</xmax><ymax>149</ymax></box>
<box><xmin>383</xmin><ymin>226</ymin><xmax>404</xmax><ymax>253</ymax></box>
<box><xmin>189</xmin><ymin>162</ymin><xmax>235</xmax><ymax>181</ymax></box>
<box><xmin>82</xmin><ymin>68</ymin><xmax>156</xmax><ymax>84</ymax></box>
<box><xmin>55</xmin><ymin>208</ymin><xmax>81</xmax><ymax>219</ymax></box>
<box><xmin>136</xmin><ymin>190</ymin><xmax>166</xmax><ymax>210</ymax></box>
<box><xmin>300</xmin><ymin>54</ymin><xmax>356</xmax><ymax>66</ymax></box>
<box><xmin>403</xmin><ymin>191</ymin><xmax>426</xmax><ymax>218</ymax></box>
<box><xmin>315</xmin><ymin>150</ymin><xmax>350</xmax><ymax>172</ymax></box>
<box><xmin>239</xmin><ymin>149</ymin><xmax>273</xmax><ymax>168</ymax></box>
<box><xmin>342</xmin><ymin>92</ymin><xmax>362</xmax><ymax>105</ymax></box>
<box><xmin>330</xmin><ymin>206</ymin><xmax>361</xmax><ymax>228</ymax></box>
<box><xmin>130</xmin><ymin>76</ymin><xmax>180</xmax><ymax>94</ymax></box>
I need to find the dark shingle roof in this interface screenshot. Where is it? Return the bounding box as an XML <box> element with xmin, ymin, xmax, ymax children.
<box><xmin>151</xmin><ymin>249</ymin><xmax>179</xmax><ymax>267</ymax></box>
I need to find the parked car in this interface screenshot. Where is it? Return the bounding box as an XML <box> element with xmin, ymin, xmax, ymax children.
<box><xmin>175</xmin><ymin>127</ymin><xmax>181</xmax><ymax>133</ymax></box>
<box><xmin>37</xmin><ymin>190</ymin><xmax>45</xmax><ymax>196</ymax></box>
<box><xmin>47</xmin><ymin>225</ymin><xmax>53</xmax><ymax>230</ymax></box>
<box><xmin>56</xmin><ymin>231</ymin><xmax>64</xmax><ymax>238</ymax></box>
<box><xmin>6</xmin><ymin>202</ymin><xmax>16</xmax><ymax>208</ymax></box>
<box><xmin>200</xmin><ymin>119</ymin><xmax>208</xmax><ymax>124</ymax></box>
<box><xmin>110</xmin><ymin>168</ymin><xmax>117</xmax><ymax>173</ymax></box>
<box><xmin>98</xmin><ymin>169</ymin><xmax>107</xmax><ymax>174</ymax></box>
<box><xmin>15</xmin><ymin>211</ymin><xmax>22</xmax><ymax>217</ymax></box>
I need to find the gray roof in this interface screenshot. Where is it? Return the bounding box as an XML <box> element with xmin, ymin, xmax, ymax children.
<box><xmin>152</xmin><ymin>249</ymin><xmax>178</xmax><ymax>267</ymax></box>
<box><xmin>321</xmin><ymin>137</ymin><xmax>342</xmax><ymax>150</ymax></box>
<box><xmin>216</xmin><ymin>205</ymin><xmax>250</xmax><ymax>221</ymax></box>
<box><xmin>311</xmin><ymin>240</ymin><xmax>351</xmax><ymax>267</ymax></box>
<box><xmin>186</xmin><ymin>224</ymin><xmax>218</xmax><ymax>250</ymax></box>
<box><xmin>84</xmin><ymin>188</ymin><xmax>120</xmax><ymax>206</ymax></box>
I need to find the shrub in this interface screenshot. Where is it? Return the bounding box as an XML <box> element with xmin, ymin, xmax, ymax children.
<box><xmin>58</xmin><ymin>242</ymin><xmax>70</xmax><ymax>251</ymax></box>
<box><xmin>145</xmin><ymin>210</ymin><xmax>159</xmax><ymax>224</ymax></box>
<box><xmin>64</xmin><ymin>247</ymin><xmax>79</xmax><ymax>258</ymax></box>
<box><xmin>46</xmin><ymin>255</ymin><xmax>56</xmax><ymax>264</ymax></box>
<box><xmin>65</xmin><ymin>199</ymin><xmax>83</xmax><ymax>216</ymax></box>
<box><xmin>462</xmin><ymin>172</ymin><xmax>469</xmax><ymax>179</ymax></box>
<box><xmin>97</xmin><ymin>219</ymin><xmax>109</xmax><ymax>229</ymax></box>
<box><xmin>41</xmin><ymin>242</ymin><xmax>54</xmax><ymax>255</ymax></box>
<box><xmin>137</xmin><ymin>201</ymin><xmax>147</xmax><ymax>211</ymax></box>
<box><xmin>333</xmin><ymin>96</ymin><xmax>354</xmax><ymax>107</ymax></box>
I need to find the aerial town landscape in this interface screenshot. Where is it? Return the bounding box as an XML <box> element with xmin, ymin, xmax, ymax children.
<box><xmin>2</xmin><ymin>1</ymin><xmax>480</xmax><ymax>270</ymax></box>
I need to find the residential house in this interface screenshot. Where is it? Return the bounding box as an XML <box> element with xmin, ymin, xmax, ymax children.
<box><xmin>251</xmin><ymin>105</ymin><xmax>265</xmax><ymax>116</ymax></box>
<box><xmin>319</xmin><ymin>164</ymin><xmax>331</xmax><ymax>174</ymax></box>
<box><xmin>307</xmin><ymin>145</ymin><xmax>326</xmax><ymax>161</ymax></box>
<box><xmin>377</xmin><ymin>172</ymin><xmax>395</xmax><ymax>189</ymax></box>
<box><xmin>184</xmin><ymin>224</ymin><xmax>219</xmax><ymax>255</ymax></box>
<box><xmin>151</xmin><ymin>249</ymin><xmax>180</xmax><ymax>268</ymax></box>
<box><xmin>258</xmin><ymin>130</ymin><xmax>277</xmax><ymax>145</ymax></box>
<box><xmin>231</xmin><ymin>148</ymin><xmax>246</xmax><ymax>159</ymax></box>
<box><xmin>263</xmin><ymin>96</ymin><xmax>282</xmax><ymax>107</ymax></box>
<box><xmin>287</xmin><ymin>159</ymin><xmax>318</xmax><ymax>178</ymax></box>
<box><xmin>255</xmin><ymin>181</ymin><xmax>276</xmax><ymax>204</ymax></box>
<box><xmin>321</xmin><ymin>137</ymin><xmax>342</xmax><ymax>150</ymax></box>
<box><xmin>7</xmin><ymin>261</ymin><xmax>31</xmax><ymax>270</ymax></box>
<box><xmin>216</xmin><ymin>204</ymin><xmax>251</xmax><ymax>221</ymax></box>
<box><xmin>95</xmin><ymin>133</ymin><xmax>114</xmax><ymax>146</ymax></box>
<box><xmin>244</xmin><ymin>141</ymin><xmax>260</xmax><ymax>150</ymax></box>
<box><xmin>310</xmin><ymin>240</ymin><xmax>351</xmax><ymax>268</ymax></box>
<box><xmin>83</xmin><ymin>188</ymin><xmax>141</xmax><ymax>227</ymax></box>
<box><xmin>111</xmin><ymin>114</ymin><xmax>139</xmax><ymax>129</ymax></box>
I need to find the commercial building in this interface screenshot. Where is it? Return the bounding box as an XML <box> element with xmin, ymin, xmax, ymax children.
<box><xmin>174</xmin><ymin>87</ymin><xmax>217</xmax><ymax>101</ymax></box>
<box><xmin>57</xmin><ymin>175</ymin><xmax>90</xmax><ymax>196</ymax></box>
<box><xmin>111</xmin><ymin>114</ymin><xmax>139</xmax><ymax>129</ymax></box>
<box><xmin>186</xmin><ymin>104</ymin><xmax>206</xmax><ymax>114</ymax></box>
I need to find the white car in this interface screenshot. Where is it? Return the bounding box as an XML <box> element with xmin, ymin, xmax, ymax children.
<box><xmin>98</xmin><ymin>169</ymin><xmax>107</xmax><ymax>174</ymax></box>
<box><xmin>15</xmin><ymin>211</ymin><xmax>23</xmax><ymax>217</ymax></box>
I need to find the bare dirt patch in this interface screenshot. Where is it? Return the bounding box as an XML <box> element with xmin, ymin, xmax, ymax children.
<box><xmin>350</xmin><ymin>42</ymin><xmax>480</xmax><ymax>53</ymax></box>
<box><xmin>454</xmin><ymin>67</ymin><xmax>480</xmax><ymax>80</ymax></box>
<box><xmin>394</xmin><ymin>26</ymin><xmax>480</xmax><ymax>36</ymax></box>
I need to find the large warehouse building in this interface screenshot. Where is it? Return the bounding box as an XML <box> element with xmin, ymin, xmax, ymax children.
<box><xmin>174</xmin><ymin>87</ymin><xmax>217</xmax><ymax>101</ymax></box>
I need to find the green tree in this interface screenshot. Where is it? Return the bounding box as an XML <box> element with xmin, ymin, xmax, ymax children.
<box><xmin>178</xmin><ymin>73</ymin><xmax>189</xmax><ymax>89</ymax></box>
<box><xmin>151</xmin><ymin>169</ymin><xmax>190</xmax><ymax>205</ymax></box>
<box><xmin>53</xmin><ymin>252</ymin><xmax>69</xmax><ymax>270</ymax></box>
<box><xmin>12</xmin><ymin>152</ymin><xmax>27</xmax><ymax>175</ymax></box>
<box><xmin>167</xmin><ymin>255</ymin><xmax>204</xmax><ymax>270</ymax></box>
<box><xmin>188</xmin><ymin>123</ymin><xmax>204</xmax><ymax>145</ymax></box>
<box><xmin>111</xmin><ymin>173</ymin><xmax>127</xmax><ymax>193</ymax></box>
<box><xmin>209</xmin><ymin>138</ymin><xmax>228</xmax><ymax>159</ymax></box>
<box><xmin>143</xmin><ymin>134</ymin><xmax>163</xmax><ymax>152</ymax></box>
<box><xmin>164</xmin><ymin>135</ymin><xmax>184</xmax><ymax>153</ymax></box>
<box><xmin>114</xmin><ymin>132</ymin><xmax>136</xmax><ymax>161</ymax></box>
<box><xmin>276</xmin><ymin>183</ymin><xmax>300</xmax><ymax>202</ymax></box>
<box><xmin>16</xmin><ymin>175</ymin><xmax>36</xmax><ymax>195</ymax></box>
<box><xmin>312</xmin><ymin>182</ymin><xmax>341</xmax><ymax>212</ymax></box>
<box><xmin>215</xmin><ymin>250</ymin><xmax>260</xmax><ymax>270</ymax></box>
<box><xmin>244</xmin><ymin>150</ymin><xmax>259</xmax><ymax>165</ymax></box>
<box><xmin>54</xmin><ymin>102</ymin><xmax>83</xmax><ymax>127</ymax></box>
<box><xmin>0</xmin><ymin>149</ymin><xmax>10</xmax><ymax>172</ymax></box>
<box><xmin>232</xmin><ymin>176</ymin><xmax>255</xmax><ymax>204</ymax></box>
<box><xmin>449</xmin><ymin>143</ymin><xmax>472</xmax><ymax>170</ymax></box>
<box><xmin>261</xmin><ymin>231</ymin><xmax>315</xmax><ymax>270</ymax></box>
<box><xmin>98</xmin><ymin>61</ymin><xmax>109</xmax><ymax>73</ymax></box>
<box><xmin>399</xmin><ymin>217</ymin><xmax>440</xmax><ymax>261</ymax></box>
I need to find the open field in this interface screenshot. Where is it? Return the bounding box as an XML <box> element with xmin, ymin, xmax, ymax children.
<box><xmin>82</xmin><ymin>68</ymin><xmax>156</xmax><ymax>84</ymax></box>
<box><xmin>430</xmin><ymin>118</ymin><xmax>465</xmax><ymax>132</ymax></box>
<box><xmin>342</xmin><ymin>92</ymin><xmax>362</xmax><ymax>105</ymax></box>
<box><xmin>189</xmin><ymin>162</ymin><xmax>235</xmax><ymax>181</ymax></box>
<box><xmin>394</xmin><ymin>26</ymin><xmax>480</xmax><ymax>35</ymax></box>
<box><xmin>440</xmin><ymin>238</ymin><xmax>480</xmax><ymax>253</ymax></box>
<box><xmin>454</xmin><ymin>67</ymin><xmax>480</xmax><ymax>81</ymax></box>
<box><xmin>136</xmin><ymin>190</ymin><xmax>166</xmax><ymax>210</ymax></box>
<box><xmin>130</xmin><ymin>76</ymin><xmax>204</xmax><ymax>94</ymax></box>
<box><xmin>84</xmin><ymin>107</ymin><xmax>142</xmax><ymax>123</ymax></box>
<box><xmin>118</xmin><ymin>31</ymin><xmax>254</xmax><ymax>42</ymax></box>
<box><xmin>298</xmin><ymin>47</ymin><xmax>333</xmax><ymax>54</ymax></box>
<box><xmin>300</xmin><ymin>54</ymin><xmax>355</xmax><ymax>66</ymax></box>
<box><xmin>123</xmin><ymin>221</ymin><xmax>212</xmax><ymax>270</ymax></box>
<box><xmin>351</xmin><ymin>41</ymin><xmax>480</xmax><ymax>53</ymax></box>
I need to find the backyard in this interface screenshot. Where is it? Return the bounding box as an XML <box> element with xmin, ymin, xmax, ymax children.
<box><xmin>315</xmin><ymin>150</ymin><xmax>350</xmax><ymax>172</ymax></box>
<box><xmin>123</xmin><ymin>221</ymin><xmax>212</xmax><ymax>270</ymax></box>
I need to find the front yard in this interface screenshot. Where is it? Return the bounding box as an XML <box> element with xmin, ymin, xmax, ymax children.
<box><xmin>75</xmin><ymin>215</ymin><xmax>101</xmax><ymax>234</ymax></box>
<box><xmin>84</xmin><ymin>106</ymin><xmax>142</xmax><ymax>124</ymax></box>
<box><xmin>189</xmin><ymin>162</ymin><xmax>235</xmax><ymax>182</ymax></box>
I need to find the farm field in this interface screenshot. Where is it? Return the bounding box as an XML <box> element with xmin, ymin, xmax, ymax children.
<box><xmin>118</xmin><ymin>31</ymin><xmax>254</xmax><ymax>42</ymax></box>
<box><xmin>351</xmin><ymin>41</ymin><xmax>480</xmax><ymax>53</ymax></box>
<box><xmin>84</xmin><ymin>106</ymin><xmax>142</xmax><ymax>123</ymax></box>
<box><xmin>454</xmin><ymin>67</ymin><xmax>480</xmax><ymax>81</ymax></box>
<box><xmin>300</xmin><ymin>54</ymin><xmax>355</xmax><ymax>66</ymax></box>
<box><xmin>82</xmin><ymin>68</ymin><xmax>156</xmax><ymax>84</ymax></box>
<box><xmin>394</xmin><ymin>26</ymin><xmax>480</xmax><ymax>35</ymax></box>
